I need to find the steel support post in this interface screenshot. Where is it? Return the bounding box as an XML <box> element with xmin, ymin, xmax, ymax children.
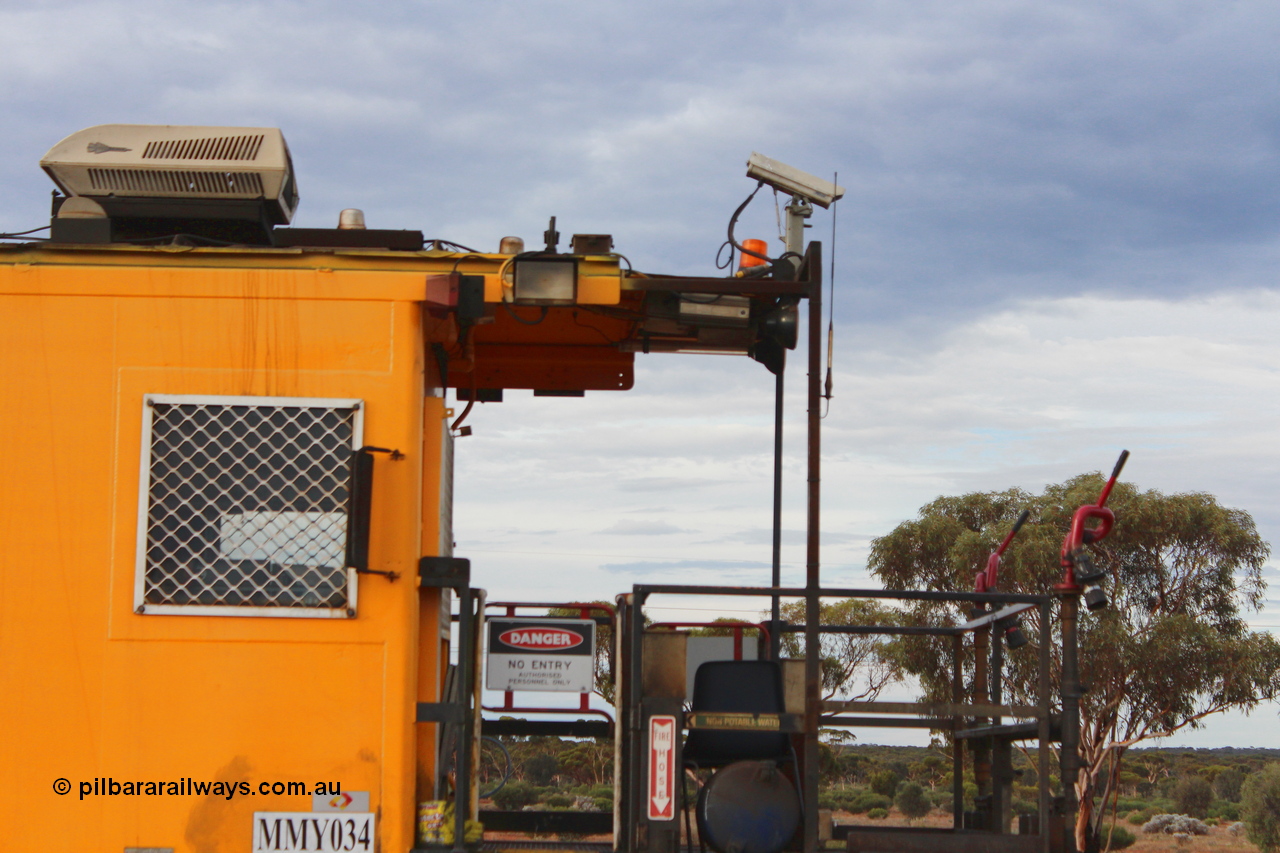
<box><xmin>453</xmin><ymin>585</ymin><xmax>474</xmax><ymax>853</ymax></box>
<box><xmin>770</xmin><ymin>366</ymin><xmax>784</xmax><ymax>661</ymax></box>
<box><xmin>991</xmin><ymin>630</ymin><xmax>1012</xmax><ymax>832</ymax></box>
<box><xmin>628</xmin><ymin>592</ymin><xmax>647</xmax><ymax>852</ymax></box>
<box><xmin>1038</xmin><ymin>601</ymin><xmax>1053</xmax><ymax>853</ymax></box>
<box><xmin>952</xmin><ymin>634</ymin><xmax>964</xmax><ymax>830</ymax></box>
<box><xmin>971</xmin><ymin>621</ymin><xmax>991</xmax><ymax>829</ymax></box>
<box><xmin>802</xmin><ymin>245</ymin><xmax>823</xmax><ymax>853</ymax></box>
<box><xmin>615</xmin><ymin>594</ymin><xmax>632</xmax><ymax>852</ymax></box>
<box><xmin>1059</xmin><ymin>594</ymin><xmax>1081</xmax><ymax>853</ymax></box>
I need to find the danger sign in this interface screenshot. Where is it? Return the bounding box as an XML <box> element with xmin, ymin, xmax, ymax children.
<box><xmin>497</xmin><ymin>627</ymin><xmax>585</xmax><ymax>650</ymax></box>
<box><xmin>648</xmin><ymin>715</ymin><xmax>677</xmax><ymax>821</ymax></box>
<box><xmin>486</xmin><ymin>618</ymin><xmax>596</xmax><ymax>693</ymax></box>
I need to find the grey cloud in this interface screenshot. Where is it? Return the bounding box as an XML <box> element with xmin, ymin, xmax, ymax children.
<box><xmin>715</xmin><ymin>528</ymin><xmax>867</xmax><ymax>546</ymax></box>
<box><xmin>617</xmin><ymin>477</ymin><xmax>728</xmax><ymax>493</ymax></box>
<box><xmin>601</xmin><ymin>558</ymin><xmax>771</xmax><ymax>575</ymax></box>
<box><xmin>597</xmin><ymin>519</ymin><xmax>691</xmax><ymax>535</ymax></box>
<box><xmin>6</xmin><ymin>1</ymin><xmax>1279</xmax><ymax>325</ymax></box>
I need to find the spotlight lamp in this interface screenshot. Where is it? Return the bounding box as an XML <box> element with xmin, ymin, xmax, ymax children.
<box><xmin>1082</xmin><ymin>584</ymin><xmax>1109</xmax><ymax>612</ymax></box>
<box><xmin>510</xmin><ymin>256</ymin><xmax>578</xmax><ymax>306</ymax></box>
<box><xmin>1067</xmin><ymin>548</ymin><xmax>1106</xmax><ymax>584</ymax></box>
<box><xmin>997</xmin><ymin>616</ymin><xmax>1029</xmax><ymax>650</ymax></box>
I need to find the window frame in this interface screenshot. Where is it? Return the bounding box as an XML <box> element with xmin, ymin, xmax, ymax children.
<box><xmin>133</xmin><ymin>393</ymin><xmax>365</xmax><ymax>619</ymax></box>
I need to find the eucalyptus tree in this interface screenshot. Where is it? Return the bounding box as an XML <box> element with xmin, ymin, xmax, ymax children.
<box><xmin>777</xmin><ymin>598</ymin><xmax>902</xmax><ymax>703</ymax></box>
<box><xmin>867</xmin><ymin>474</ymin><xmax>1280</xmax><ymax>849</ymax></box>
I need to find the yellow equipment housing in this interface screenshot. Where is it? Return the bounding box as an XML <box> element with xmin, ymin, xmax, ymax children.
<box><xmin>0</xmin><ymin>236</ymin><xmax>809</xmax><ymax>852</ymax></box>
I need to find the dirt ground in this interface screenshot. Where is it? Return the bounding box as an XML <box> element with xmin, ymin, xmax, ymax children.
<box><xmin>1108</xmin><ymin>826</ymin><xmax>1254</xmax><ymax>853</ymax></box>
<box><xmin>479</xmin><ymin>809</ymin><xmax>1259</xmax><ymax>851</ymax></box>
<box><xmin>828</xmin><ymin>809</ymin><xmax>1258</xmax><ymax>853</ymax></box>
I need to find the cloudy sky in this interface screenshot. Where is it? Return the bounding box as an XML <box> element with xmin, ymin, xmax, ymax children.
<box><xmin>4</xmin><ymin>1</ymin><xmax>1280</xmax><ymax>746</ymax></box>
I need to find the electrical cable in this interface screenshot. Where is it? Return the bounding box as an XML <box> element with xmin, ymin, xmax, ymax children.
<box><xmin>500</xmin><ymin>303</ymin><xmax>549</xmax><ymax>325</ymax></box>
<box><xmin>449</xmin><ymin>253</ymin><xmax>488</xmax><ymax>273</ymax></box>
<box><xmin>726</xmin><ymin>183</ymin><xmax>772</xmax><ymax>265</ymax></box>
<box><xmin>0</xmin><ymin>225</ymin><xmax>51</xmax><ymax>239</ymax></box>
<box><xmin>773</xmin><ymin>188</ymin><xmax>784</xmax><ymax>246</ymax></box>
<box><xmin>451</xmin><ymin>389</ymin><xmax>477</xmax><ymax>433</ymax></box>
<box><xmin>425</xmin><ymin>239</ymin><xmax>481</xmax><ymax>253</ymax></box>
<box><xmin>450</xmin><ymin>327</ymin><xmax>479</xmax><ymax>432</ymax></box>
<box><xmin>122</xmin><ymin>233</ymin><xmax>242</xmax><ymax>247</ymax></box>
<box><xmin>571</xmin><ymin>310</ymin><xmax>633</xmax><ymax>345</ymax></box>
<box><xmin>715</xmin><ymin>240</ymin><xmax>735</xmax><ymax>270</ymax></box>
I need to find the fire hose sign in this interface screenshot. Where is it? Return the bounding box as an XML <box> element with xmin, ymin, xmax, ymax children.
<box><xmin>648</xmin><ymin>715</ymin><xmax>677</xmax><ymax>821</ymax></box>
<box><xmin>485</xmin><ymin>617</ymin><xmax>596</xmax><ymax>692</ymax></box>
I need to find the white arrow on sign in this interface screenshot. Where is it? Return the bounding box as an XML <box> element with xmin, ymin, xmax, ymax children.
<box><xmin>648</xmin><ymin>715</ymin><xmax>677</xmax><ymax>820</ymax></box>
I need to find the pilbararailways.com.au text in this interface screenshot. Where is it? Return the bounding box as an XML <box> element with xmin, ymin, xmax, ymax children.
<box><xmin>59</xmin><ymin>778</ymin><xmax>341</xmax><ymax>801</ymax></box>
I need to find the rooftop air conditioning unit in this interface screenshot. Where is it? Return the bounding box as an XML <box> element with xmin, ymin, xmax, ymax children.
<box><xmin>41</xmin><ymin>124</ymin><xmax>298</xmax><ymax>226</ymax></box>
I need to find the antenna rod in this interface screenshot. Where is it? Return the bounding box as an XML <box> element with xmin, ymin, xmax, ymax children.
<box><xmin>823</xmin><ymin>172</ymin><xmax>837</xmax><ymax>402</ymax></box>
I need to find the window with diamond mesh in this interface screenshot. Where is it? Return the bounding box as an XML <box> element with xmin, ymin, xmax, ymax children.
<box><xmin>136</xmin><ymin>395</ymin><xmax>363</xmax><ymax>615</ymax></box>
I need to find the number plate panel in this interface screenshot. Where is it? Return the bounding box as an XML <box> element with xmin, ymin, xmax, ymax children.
<box><xmin>252</xmin><ymin>812</ymin><xmax>374</xmax><ymax>852</ymax></box>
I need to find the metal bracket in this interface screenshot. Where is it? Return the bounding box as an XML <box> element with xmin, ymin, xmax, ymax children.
<box><xmin>419</xmin><ymin>556</ymin><xmax>471</xmax><ymax>589</ymax></box>
<box><xmin>361</xmin><ymin>445</ymin><xmax>404</xmax><ymax>460</ymax></box>
<box><xmin>355</xmin><ymin>567</ymin><xmax>400</xmax><ymax>581</ymax></box>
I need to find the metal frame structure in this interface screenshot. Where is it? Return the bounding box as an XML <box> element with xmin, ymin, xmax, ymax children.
<box><xmin>417</xmin><ymin>556</ymin><xmax>482</xmax><ymax>853</ymax></box>
<box><xmin>618</xmin><ymin>585</ymin><xmax>1067</xmax><ymax>853</ymax></box>
<box><xmin>417</xmin><ymin>241</ymin><xmax>1088</xmax><ymax>853</ymax></box>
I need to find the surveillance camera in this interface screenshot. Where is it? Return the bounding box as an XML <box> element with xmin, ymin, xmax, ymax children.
<box><xmin>746</xmin><ymin>152</ymin><xmax>845</xmax><ymax>209</ymax></box>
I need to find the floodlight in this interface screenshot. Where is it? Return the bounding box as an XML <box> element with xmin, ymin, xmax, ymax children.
<box><xmin>1083</xmin><ymin>584</ymin><xmax>1109</xmax><ymax>611</ymax></box>
<box><xmin>746</xmin><ymin>152</ymin><xmax>845</xmax><ymax>208</ymax></box>
<box><xmin>1000</xmin><ymin>619</ymin><xmax>1029</xmax><ymax>650</ymax></box>
<box><xmin>511</xmin><ymin>257</ymin><xmax>577</xmax><ymax>305</ymax></box>
<box><xmin>1069</xmin><ymin>549</ymin><xmax>1105</xmax><ymax>584</ymax></box>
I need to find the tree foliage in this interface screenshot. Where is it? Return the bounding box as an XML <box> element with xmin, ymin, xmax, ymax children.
<box><xmin>894</xmin><ymin>781</ymin><xmax>932</xmax><ymax>822</ymax></box>
<box><xmin>1215</xmin><ymin>766</ymin><xmax>1246</xmax><ymax>802</ymax></box>
<box><xmin>1175</xmin><ymin>777</ymin><xmax>1213</xmax><ymax>819</ymax></box>
<box><xmin>547</xmin><ymin>601</ymin><xmax>620</xmax><ymax>702</ymax></box>
<box><xmin>866</xmin><ymin>474</ymin><xmax>1280</xmax><ymax>848</ymax></box>
<box><xmin>1242</xmin><ymin>763</ymin><xmax>1280</xmax><ymax>852</ymax></box>
<box><xmin>868</xmin><ymin>769</ymin><xmax>900</xmax><ymax>799</ymax></box>
<box><xmin>778</xmin><ymin>598</ymin><xmax>901</xmax><ymax>702</ymax></box>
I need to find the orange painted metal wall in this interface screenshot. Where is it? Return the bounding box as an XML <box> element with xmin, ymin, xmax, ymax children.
<box><xmin>0</xmin><ymin>249</ymin><xmax>454</xmax><ymax>852</ymax></box>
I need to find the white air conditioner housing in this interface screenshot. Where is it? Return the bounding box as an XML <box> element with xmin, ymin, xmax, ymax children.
<box><xmin>41</xmin><ymin>124</ymin><xmax>298</xmax><ymax>224</ymax></box>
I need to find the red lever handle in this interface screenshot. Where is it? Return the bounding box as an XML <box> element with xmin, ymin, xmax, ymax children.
<box><xmin>975</xmin><ymin>509</ymin><xmax>1030</xmax><ymax>593</ymax></box>
<box><xmin>1056</xmin><ymin>450</ymin><xmax>1128</xmax><ymax>588</ymax></box>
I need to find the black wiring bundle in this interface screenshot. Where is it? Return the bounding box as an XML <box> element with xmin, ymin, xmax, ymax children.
<box><xmin>0</xmin><ymin>225</ymin><xmax>50</xmax><ymax>240</ymax></box>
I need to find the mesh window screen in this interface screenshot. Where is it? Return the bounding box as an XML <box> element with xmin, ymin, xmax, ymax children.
<box><xmin>137</xmin><ymin>395</ymin><xmax>362</xmax><ymax>615</ymax></box>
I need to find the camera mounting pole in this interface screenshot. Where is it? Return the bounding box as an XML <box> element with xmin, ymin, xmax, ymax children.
<box><xmin>784</xmin><ymin>196</ymin><xmax>813</xmax><ymax>256</ymax></box>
